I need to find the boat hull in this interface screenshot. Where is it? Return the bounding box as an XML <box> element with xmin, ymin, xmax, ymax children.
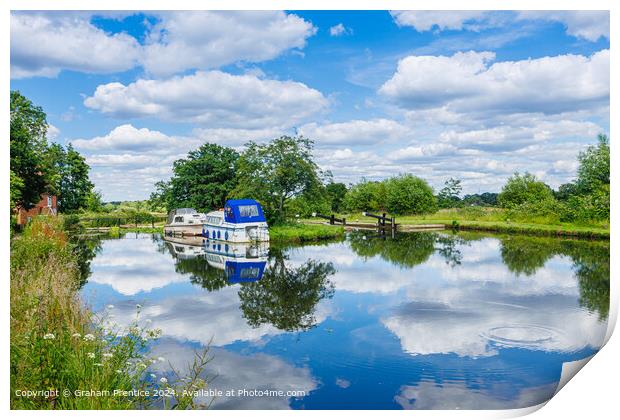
<box><xmin>202</xmin><ymin>223</ymin><xmax>270</xmax><ymax>243</ymax></box>
<box><xmin>164</xmin><ymin>224</ymin><xmax>204</xmax><ymax>237</ymax></box>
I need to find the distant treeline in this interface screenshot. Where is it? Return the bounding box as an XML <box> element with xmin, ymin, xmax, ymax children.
<box><xmin>150</xmin><ymin>132</ymin><xmax>609</xmax><ymax>226</ymax></box>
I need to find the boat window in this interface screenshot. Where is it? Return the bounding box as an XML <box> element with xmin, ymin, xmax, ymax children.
<box><xmin>174</xmin><ymin>216</ymin><xmax>184</xmax><ymax>223</ymax></box>
<box><xmin>206</xmin><ymin>216</ymin><xmax>222</xmax><ymax>224</ymax></box>
<box><xmin>240</xmin><ymin>267</ymin><xmax>260</xmax><ymax>278</ymax></box>
<box><xmin>238</xmin><ymin>205</ymin><xmax>259</xmax><ymax>218</ymax></box>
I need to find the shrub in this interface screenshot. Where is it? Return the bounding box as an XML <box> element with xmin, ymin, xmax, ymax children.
<box><xmin>384</xmin><ymin>174</ymin><xmax>437</xmax><ymax>215</ymax></box>
<box><xmin>498</xmin><ymin>172</ymin><xmax>554</xmax><ymax>208</ymax></box>
<box><xmin>343</xmin><ymin>180</ymin><xmax>386</xmax><ymax>212</ymax></box>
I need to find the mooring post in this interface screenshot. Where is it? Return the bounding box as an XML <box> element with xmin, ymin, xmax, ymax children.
<box><xmin>330</xmin><ymin>214</ymin><xmax>335</xmax><ymax>225</ymax></box>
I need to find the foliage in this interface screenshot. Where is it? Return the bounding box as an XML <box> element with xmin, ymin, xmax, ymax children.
<box><xmin>10</xmin><ymin>217</ymin><xmax>211</xmax><ymax>409</ymax></box>
<box><xmin>10</xmin><ymin>170</ymin><xmax>25</xmax><ymax>210</ymax></box>
<box><xmin>343</xmin><ymin>179</ymin><xmax>386</xmax><ymax>212</ymax></box>
<box><xmin>437</xmin><ymin>178</ymin><xmax>462</xmax><ymax>209</ymax></box>
<box><xmin>498</xmin><ymin>172</ymin><xmax>554</xmax><ymax>208</ymax></box>
<box><xmin>461</xmin><ymin>192</ymin><xmax>498</xmax><ymax>207</ymax></box>
<box><xmin>576</xmin><ymin>134</ymin><xmax>610</xmax><ymax>194</ymax></box>
<box><xmin>231</xmin><ymin>136</ymin><xmax>326</xmax><ymax>224</ymax></box>
<box><xmin>151</xmin><ymin>143</ymin><xmax>239</xmax><ymax>213</ymax></box>
<box><xmin>10</xmin><ymin>91</ymin><xmax>49</xmax><ymax>209</ymax></box>
<box><xmin>10</xmin><ymin>91</ymin><xmax>96</xmax><ymax>214</ymax></box>
<box><xmin>47</xmin><ymin>144</ymin><xmax>95</xmax><ymax>212</ymax></box>
<box><xmin>384</xmin><ymin>174</ymin><xmax>437</xmax><ymax>215</ymax></box>
<box><xmin>325</xmin><ymin>182</ymin><xmax>348</xmax><ymax>212</ymax></box>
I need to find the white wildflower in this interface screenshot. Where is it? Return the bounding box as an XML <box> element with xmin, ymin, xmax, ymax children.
<box><xmin>116</xmin><ymin>369</ymin><xmax>123</xmax><ymax>374</ymax></box>
<box><xmin>87</xmin><ymin>353</ymin><xmax>96</xmax><ymax>359</ymax></box>
<box><xmin>72</xmin><ymin>333</ymin><xmax>81</xmax><ymax>338</ymax></box>
<box><xmin>43</xmin><ymin>333</ymin><xmax>55</xmax><ymax>340</ymax></box>
<box><xmin>83</xmin><ymin>334</ymin><xmax>95</xmax><ymax>341</ymax></box>
<box><xmin>159</xmin><ymin>377</ymin><xmax>168</xmax><ymax>384</ymax></box>
<box><xmin>94</xmin><ymin>363</ymin><xmax>103</xmax><ymax>367</ymax></box>
<box><xmin>102</xmin><ymin>353</ymin><xmax>113</xmax><ymax>358</ymax></box>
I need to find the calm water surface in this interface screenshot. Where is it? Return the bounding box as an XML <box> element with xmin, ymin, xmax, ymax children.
<box><xmin>78</xmin><ymin>231</ymin><xmax>610</xmax><ymax>409</ymax></box>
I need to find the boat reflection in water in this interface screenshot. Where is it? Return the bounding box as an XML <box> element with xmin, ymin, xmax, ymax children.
<box><xmin>164</xmin><ymin>235</ymin><xmax>268</xmax><ymax>283</ymax></box>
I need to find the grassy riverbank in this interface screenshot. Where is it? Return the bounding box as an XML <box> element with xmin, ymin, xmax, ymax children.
<box><xmin>10</xmin><ymin>216</ymin><xmax>207</xmax><ymax>409</ymax></box>
<box><xmin>307</xmin><ymin>207</ymin><xmax>609</xmax><ymax>239</ymax></box>
<box><xmin>270</xmin><ymin>223</ymin><xmax>345</xmax><ymax>243</ymax></box>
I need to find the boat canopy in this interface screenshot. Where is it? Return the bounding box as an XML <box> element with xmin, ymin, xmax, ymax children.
<box><xmin>224</xmin><ymin>199</ymin><xmax>266</xmax><ymax>223</ymax></box>
<box><xmin>225</xmin><ymin>261</ymin><xmax>266</xmax><ymax>283</ymax></box>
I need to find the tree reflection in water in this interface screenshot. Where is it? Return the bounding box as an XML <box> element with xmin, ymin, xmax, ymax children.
<box><xmin>498</xmin><ymin>235</ymin><xmax>609</xmax><ymax>319</ymax></box>
<box><xmin>238</xmin><ymin>247</ymin><xmax>336</xmax><ymax>332</ymax></box>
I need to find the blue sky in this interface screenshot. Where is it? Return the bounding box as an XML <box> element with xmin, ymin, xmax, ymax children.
<box><xmin>10</xmin><ymin>10</ymin><xmax>610</xmax><ymax>201</ymax></box>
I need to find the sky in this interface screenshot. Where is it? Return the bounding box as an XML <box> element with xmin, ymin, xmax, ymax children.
<box><xmin>10</xmin><ymin>10</ymin><xmax>610</xmax><ymax>201</ymax></box>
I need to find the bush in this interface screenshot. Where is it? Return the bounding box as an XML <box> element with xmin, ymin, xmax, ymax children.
<box><xmin>343</xmin><ymin>180</ymin><xmax>386</xmax><ymax>212</ymax></box>
<box><xmin>384</xmin><ymin>174</ymin><xmax>437</xmax><ymax>215</ymax></box>
<box><xmin>498</xmin><ymin>172</ymin><xmax>554</xmax><ymax>208</ymax></box>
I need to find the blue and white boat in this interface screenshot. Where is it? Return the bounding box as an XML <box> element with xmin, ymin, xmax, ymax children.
<box><xmin>203</xmin><ymin>241</ymin><xmax>269</xmax><ymax>283</ymax></box>
<box><xmin>202</xmin><ymin>199</ymin><xmax>269</xmax><ymax>243</ymax></box>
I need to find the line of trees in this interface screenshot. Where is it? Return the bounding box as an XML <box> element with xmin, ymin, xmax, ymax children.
<box><xmin>10</xmin><ymin>91</ymin><xmax>100</xmax><ymax>214</ymax></box>
<box><xmin>150</xmin><ymin>132</ymin><xmax>609</xmax><ymax>225</ymax></box>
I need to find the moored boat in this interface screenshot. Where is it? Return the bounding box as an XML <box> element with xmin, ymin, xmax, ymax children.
<box><xmin>164</xmin><ymin>208</ymin><xmax>207</xmax><ymax>236</ymax></box>
<box><xmin>202</xmin><ymin>199</ymin><xmax>269</xmax><ymax>243</ymax></box>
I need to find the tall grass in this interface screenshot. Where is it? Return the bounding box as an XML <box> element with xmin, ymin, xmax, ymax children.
<box><xmin>10</xmin><ymin>216</ymin><xmax>209</xmax><ymax>409</ymax></box>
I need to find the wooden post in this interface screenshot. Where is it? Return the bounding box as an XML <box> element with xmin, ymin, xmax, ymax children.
<box><xmin>342</xmin><ymin>217</ymin><xmax>346</xmax><ymax>226</ymax></box>
<box><xmin>330</xmin><ymin>214</ymin><xmax>335</xmax><ymax>225</ymax></box>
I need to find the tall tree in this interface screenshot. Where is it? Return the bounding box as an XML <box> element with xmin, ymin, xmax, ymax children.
<box><xmin>437</xmin><ymin>177</ymin><xmax>462</xmax><ymax>208</ymax></box>
<box><xmin>576</xmin><ymin>134</ymin><xmax>609</xmax><ymax>194</ymax></box>
<box><xmin>232</xmin><ymin>136</ymin><xmax>325</xmax><ymax>223</ymax></box>
<box><xmin>152</xmin><ymin>143</ymin><xmax>239</xmax><ymax>212</ymax></box>
<box><xmin>10</xmin><ymin>91</ymin><xmax>49</xmax><ymax>209</ymax></box>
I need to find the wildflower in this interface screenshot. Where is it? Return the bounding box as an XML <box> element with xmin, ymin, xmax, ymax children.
<box><xmin>126</xmin><ymin>361</ymin><xmax>133</xmax><ymax>366</ymax></box>
<box><xmin>116</xmin><ymin>369</ymin><xmax>123</xmax><ymax>374</ymax></box>
<box><xmin>107</xmin><ymin>304</ymin><xmax>115</xmax><ymax>309</ymax></box>
<box><xmin>102</xmin><ymin>353</ymin><xmax>113</xmax><ymax>358</ymax></box>
<box><xmin>43</xmin><ymin>333</ymin><xmax>55</xmax><ymax>340</ymax></box>
<box><xmin>157</xmin><ymin>357</ymin><xmax>166</xmax><ymax>362</ymax></box>
<box><xmin>87</xmin><ymin>353</ymin><xmax>96</xmax><ymax>359</ymax></box>
<box><xmin>84</xmin><ymin>334</ymin><xmax>95</xmax><ymax>341</ymax></box>
<box><xmin>94</xmin><ymin>363</ymin><xmax>104</xmax><ymax>367</ymax></box>
<box><xmin>160</xmin><ymin>377</ymin><xmax>168</xmax><ymax>384</ymax></box>
<box><xmin>72</xmin><ymin>333</ymin><xmax>82</xmax><ymax>338</ymax></box>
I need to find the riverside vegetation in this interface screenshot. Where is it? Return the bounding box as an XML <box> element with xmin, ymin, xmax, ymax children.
<box><xmin>10</xmin><ymin>217</ymin><xmax>211</xmax><ymax>409</ymax></box>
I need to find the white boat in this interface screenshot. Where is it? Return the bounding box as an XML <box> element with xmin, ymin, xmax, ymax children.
<box><xmin>202</xmin><ymin>199</ymin><xmax>269</xmax><ymax>243</ymax></box>
<box><xmin>164</xmin><ymin>208</ymin><xmax>206</xmax><ymax>236</ymax></box>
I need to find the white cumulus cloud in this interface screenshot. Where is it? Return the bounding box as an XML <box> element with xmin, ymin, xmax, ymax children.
<box><xmin>84</xmin><ymin>71</ymin><xmax>328</xmax><ymax>129</ymax></box>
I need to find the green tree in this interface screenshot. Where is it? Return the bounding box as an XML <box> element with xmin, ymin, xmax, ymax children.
<box><xmin>10</xmin><ymin>91</ymin><xmax>49</xmax><ymax>209</ymax></box>
<box><xmin>154</xmin><ymin>143</ymin><xmax>239</xmax><ymax>212</ymax></box>
<box><xmin>437</xmin><ymin>177</ymin><xmax>462</xmax><ymax>208</ymax></box>
<box><xmin>56</xmin><ymin>145</ymin><xmax>94</xmax><ymax>212</ymax></box>
<box><xmin>343</xmin><ymin>179</ymin><xmax>386</xmax><ymax>212</ymax></box>
<box><xmin>497</xmin><ymin>172</ymin><xmax>554</xmax><ymax>208</ymax></box>
<box><xmin>325</xmin><ymin>182</ymin><xmax>348</xmax><ymax>212</ymax></box>
<box><xmin>576</xmin><ymin>134</ymin><xmax>609</xmax><ymax>194</ymax></box>
<box><xmin>384</xmin><ymin>174</ymin><xmax>437</xmax><ymax>215</ymax></box>
<box><xmin>232</xmin><ymin>136</ymin><xmax>325</xmax><ymax>224</ymax></box>
<box><xmin>10</xmin><ymin>171</ymin><xmax>24</xmax><ymax>210</ymax></box>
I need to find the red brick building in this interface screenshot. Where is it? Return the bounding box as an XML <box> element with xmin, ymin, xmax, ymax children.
<box><xmin>15</xmin><ymin>193</ymin><xmax>58</xmax><ymax>226</ymax></box>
